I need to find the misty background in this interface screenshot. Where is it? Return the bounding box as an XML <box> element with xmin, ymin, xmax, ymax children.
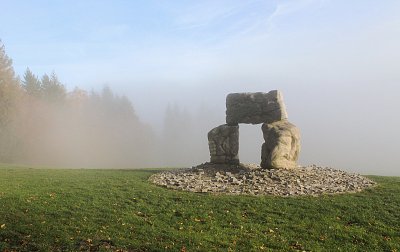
<box><xmin>1</xmin><ymin>0</ymin><xmax>399</xmax><ymax>175</ymax></box>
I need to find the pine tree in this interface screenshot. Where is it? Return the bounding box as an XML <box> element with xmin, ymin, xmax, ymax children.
<box><xmin>22</xmin><ymin>68</ymin><xmax>41</xmax><ymax>98</ymax></box>
<box><xmin>117</xmin><ymin>95</ymin><xmax>139</xmax><ymax>122</ymax></box>
<box><xmin>0</xmin><ymin>42</ymin><xmax>16</xmax><ymax>86</ymax></box>
<box><xmin>0</xmin><ymin>41</ymin><xmax>20</xmax><ymax>127</ymax></box>
<box><xmin>41</xmin><ymin>71</ymin><xmax>66</xmax><ymax>103</ymax></box>
<box><xmin>0</xmin><ymin>40</ymin><xmax>22</xmax><ymax>161</ymax></box>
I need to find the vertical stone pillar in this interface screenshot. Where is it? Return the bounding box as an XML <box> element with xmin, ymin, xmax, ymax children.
<box><xmin>261</xmin><ymin>120</ymin><xmax>300</xmax><ymax>169</ymax></box>
<box><xmin>208</xmin><ymin>124</ymin><xmax>239</xmax><ymax>164</ymax></box>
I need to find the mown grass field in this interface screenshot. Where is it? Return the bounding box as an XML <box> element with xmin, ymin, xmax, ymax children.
<box><xmin>0</xmin><ymin>166</ymin><xmax>399</xmax><ymax>251</ymax></box>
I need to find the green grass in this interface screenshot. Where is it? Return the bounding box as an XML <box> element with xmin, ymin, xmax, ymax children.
<box><xmin>0</xmin><ymin>167</ymin><xmax>399</xmax><ymax>251</ymax></box>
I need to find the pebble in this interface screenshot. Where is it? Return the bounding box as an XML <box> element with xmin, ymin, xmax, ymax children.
<box><xmin>149</xmin><ymin>163</ymin><xmax>376</xmax><ymax>196</ymax></box>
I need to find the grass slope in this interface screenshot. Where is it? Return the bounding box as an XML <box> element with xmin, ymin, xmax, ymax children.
<box><xmin>0</xmin><ymin>167</ymin><xmax>399</xmax><ymax>251</ymax></box>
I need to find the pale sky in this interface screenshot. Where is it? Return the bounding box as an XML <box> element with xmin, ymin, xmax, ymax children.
<box><xmin>1</xmin><ymin>0</ymin><xmax>400</xmax><ymax>175</ymax></box>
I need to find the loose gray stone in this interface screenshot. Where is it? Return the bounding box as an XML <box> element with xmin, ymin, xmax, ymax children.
<box><xmin>261</xmin><ymin>120</ymin><xmax>300</xmax><ymax>169</ymax></box>
<box><xmin>226</xmin><ymin>90</ymin><xmax>288</xmax><ymax>125</ymax></box>
<box><xmin>149</xmin><ymin>163</ymin><xmax>376</xmax><ymax>196</ymax></box>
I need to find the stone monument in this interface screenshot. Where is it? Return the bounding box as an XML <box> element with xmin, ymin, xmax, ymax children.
<box><xmin>151</xmin><ymin>91</ymin><xmax>376</xmax><ymax>196</ymax></box>
<box><xmin>208</xmin><ymin>90</ymin><xmax>300</xmax><ymax>169</ymax></box>
<box><xmin>208</xmin><ymin>124</ymin><xmax>239</xmax><ymax>164</ymax></box>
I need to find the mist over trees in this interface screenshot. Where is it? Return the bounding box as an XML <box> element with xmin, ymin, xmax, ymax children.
<box><xmin>162</xmin><ymin>102</ymin><xmax>228</xmax><ymax>167</ymax></box>
<box><xmin>0</xmin><ymin>40</ymin><xmax>223</xmax><ymax>168</ymax></box>
<box><xmin>0</xmin><ymin>42</ymin><xmax>21</xmax><ymax>162</ymax></box>
<box><xmin>0</xmin><ymin>42</ymin><xmax>158</xmax><ymax>167</ymax></box>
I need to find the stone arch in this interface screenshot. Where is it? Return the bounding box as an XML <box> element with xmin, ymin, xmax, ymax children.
<box><xmin>207</xmin><ymin>90</ymin><xmax>301</xmax><ymax>169</ymax></box>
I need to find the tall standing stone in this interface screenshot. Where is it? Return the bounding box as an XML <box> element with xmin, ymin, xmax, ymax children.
<box><xmin>226</xmin><ymin>90</ymin><xmax>288</xmax><ymax>125</ymax></box>
<box><xmin>208</xmin><ymin>124</ymin><xmax>239</xmax><ymax>164</ymax></box>
<box><xmin>261</xmin><ymin>120</ymin><xmax>300</xmax><ymax>169</ymax></box>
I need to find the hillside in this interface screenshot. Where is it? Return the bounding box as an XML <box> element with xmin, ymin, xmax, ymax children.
<box><xmin>0</xmin><ymin>167</ymin><xmax>399</xmax><ymax>251</ymax></box>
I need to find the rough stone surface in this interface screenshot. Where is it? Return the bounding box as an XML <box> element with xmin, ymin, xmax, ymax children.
<box><xmin>208</xmin><ymin>90</ymin><xmax>301</xmax><ymax>169</ymax></box>
<box><xmin>208</xmin><ymin>124</ymin><xmax>239</xmax><ymax>164</ymax></box>
<box><xmin>261</xmin><ymin>120</ymin><xmax>300</xmax><ymax>169</ymax></box>
<box><xmin>149</xmin><ymin>163</ymin><xmax>376</xmax><ymax>196</ymax></box>
<box><xmin>226</xmin><ymin>90</ymin><xmax>288</xmax><ymax>125</ymax></box>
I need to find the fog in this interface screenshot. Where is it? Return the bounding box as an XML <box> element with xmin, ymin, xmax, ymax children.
<box><xmin>121</xmin><ymin>80</ymin><xmax>399</xmax><ymax>176</ymax></box>
<box><xmin>1</xmin><ymin>0</ymin><xmax>399</xmax><ymax>175</ymax></box>
<box><xmin>8</xmin><ymin>79</ymin><xmax>395</xmax><ymax>175</ymax></box>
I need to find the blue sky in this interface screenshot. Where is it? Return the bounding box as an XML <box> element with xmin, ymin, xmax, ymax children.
<box><xmin>2</xmin><ymin>0</ymin><xmax>399</xmax><ymax>89</ymax></box>
<box><xmin>1</xmin><ymin>0</ymin><xmax>400</xmax><ymax>174</ymax></box>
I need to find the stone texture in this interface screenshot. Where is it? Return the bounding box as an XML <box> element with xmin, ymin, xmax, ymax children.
<box><xmin>207</xmin><ymin>90</ymin><xmax>300</xmax><ymax>169</ymax></box>
<box><xmin>208</xmin><ymin>124</ymin><xmax>239</xmax><ymax>164</ymax></box>
<box><xmin>261</xmin><ymin>120</ymin><xmax>300</xmax><ymax>169</ymax></box>
<box><xmin>149</xmin><ymin>163</ymin><xmax>376</xmax><ymax>196</ymax></box>
<box><xmin>226</xmin><ymin>90</ymin><xmax>288</xmax><ymax>125</ymax></box>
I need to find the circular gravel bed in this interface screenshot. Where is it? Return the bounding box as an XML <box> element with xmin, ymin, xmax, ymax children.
<box><xmin>149</xmin><ymin>163</ymin><xmax>376</xmax><ymax>196</ymax></box>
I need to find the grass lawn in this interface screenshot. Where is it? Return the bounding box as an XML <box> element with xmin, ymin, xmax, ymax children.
<box><xmin>0</xmin><ymin>166</ymin><xmax>399</xmax><ymax>251</ymax></box>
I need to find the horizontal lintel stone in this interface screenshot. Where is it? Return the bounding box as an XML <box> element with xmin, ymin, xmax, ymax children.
<box><xmin>226</xmin><ymin>90</ymin><xmax>288</xmax><ymax>125</ymax></box>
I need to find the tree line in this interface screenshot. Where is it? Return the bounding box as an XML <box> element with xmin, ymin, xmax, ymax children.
<box><xmin>0</xmin><ymin>41</ymin><xmax>221</xmax><ymax>168</ymax></box>
<box><xmin>0</xmin><ymin>41</ymin><xmax>157</xmax><ymax>167</ymax></box>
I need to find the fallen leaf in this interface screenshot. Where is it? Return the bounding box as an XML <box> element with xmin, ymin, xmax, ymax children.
<box><xmin>0</xmin><ymin>224</ymin><xmax>5</xmax><ymax>229</ymax></box>
<box><xmin>383</xmin><ymin>236</ymin><xmax>391</xmax><ymax>241</ymax></box>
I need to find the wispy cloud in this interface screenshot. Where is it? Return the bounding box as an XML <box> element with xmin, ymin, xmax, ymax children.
<box><xmin>172</xmin><ymin>2</ymin><xmax>243</xmax><ymax>30</ymax></box>
<box><xmin>265</xmin><ymin>0</ymin><xmax>327</xmax><ymax>31</ymax></box>
<box><xmin>165</xmin><ymin>1</ymin><xmax>273</xmax><ymax>43</ymax></box>
<box><xmin>161</xmin><ymin>0</ymin><xmax>328</xmax><ymax>48</ymax></box>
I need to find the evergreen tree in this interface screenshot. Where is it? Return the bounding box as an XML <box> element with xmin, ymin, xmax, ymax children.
<box><xmin>0</xmin><ymin>40</ymin><xmax>22</xmax><ymax>161</ymax></box>
<box><xmin>0</xmin><ymin>41</ymin><xmax>20</xmax><ymax>127</ymax></box>
<box><xmin>117</xmin><ymin>95</ymin><xmax>139</xmax><ymax>122</ymax></box>
<box><xmin>68</xmin><ymin>87</ymin><xmax>88</xmax><ymax>106</ymax></box>
<box><xmin>41</xmin><ymin>73</ymin><xmax>51</xmax><ymax>93</ymax></box>
<box><xmin>101</xmin><ymin>86</ymin><xmax>114</xmax><ymax>101</ymax></box>
<box><xmin>41</xmin><ymin>71</ymin><xmax>66</xmax><ymax>103</ymax></box>
<box><xmin>22</xmin><ymin>68</ymin><xmax>41</xmax><ymax>98</ymax></box>
<box><xmin>0</xmin><ymin>42</ymin><xmax>16</xmax><ymax>86</ymax></box>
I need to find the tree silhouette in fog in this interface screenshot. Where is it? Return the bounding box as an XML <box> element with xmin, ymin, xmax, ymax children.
<box><xmin>0</xmin><ymin>40</ymin><xmax>218</xmax><ymax>168</ymax></box>
<box><xmin>41</xmin><ymin>72</ymin><xmax>66</xmax><ymax>103</ymax></box>
<box><xmin>22</xmin><ymin>68</ymin><xmax>41</xmax><ymax>98</ymax></box>
<box><xmin>0</xmin><ymin>40</ymin><xmax>156</xmax><ymax>167</ymax></box>
<box><xmin>0</xmin><ymin>41</ymin><xmax>22</xmax><ymax>161</ymax></box>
